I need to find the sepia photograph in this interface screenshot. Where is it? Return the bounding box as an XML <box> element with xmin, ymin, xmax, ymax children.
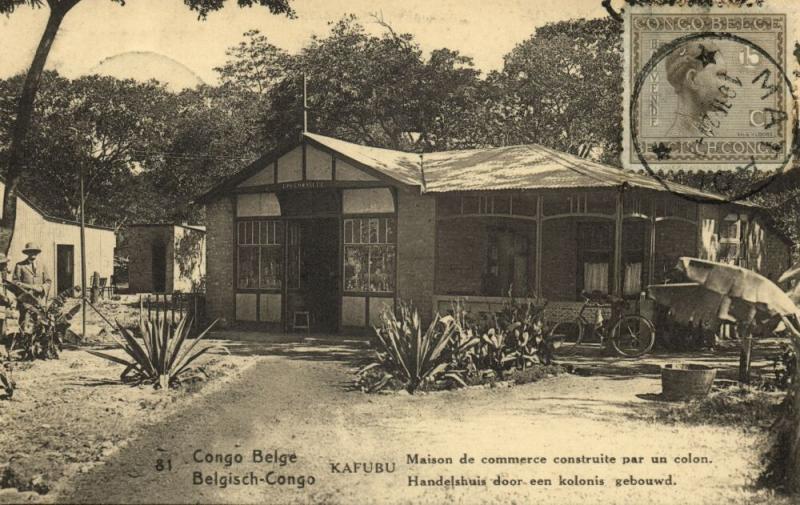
<box><xmin>0</xmin><ymin>0</ymin><xmax>799</xmax><ymax>503</ymax></box>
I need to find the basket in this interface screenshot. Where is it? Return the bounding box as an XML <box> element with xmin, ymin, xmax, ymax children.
<box><xmin>661</xmin><ymin>364</ymin><xmax>717</xmax><ymax>401</ymax></box>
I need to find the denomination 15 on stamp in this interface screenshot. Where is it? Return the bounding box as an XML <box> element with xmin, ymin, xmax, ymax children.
<box><xmin>623</xmin><ymin>6</ymin><xmax>796</xmax><ymax>176</ymax></box>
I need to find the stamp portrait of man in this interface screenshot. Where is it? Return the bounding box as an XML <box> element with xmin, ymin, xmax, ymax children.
<box><xmin>664</xmin><ymin>40</ymin><xmax>730</xmax><ymax>137</ymax></box>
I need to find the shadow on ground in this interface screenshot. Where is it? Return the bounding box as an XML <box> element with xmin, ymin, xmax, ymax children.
<box><xmin>204</xmin><ymin>331</ymin><xmax>372</xmax><ymax>364</ymax></box>
<box><xmin>556</xmin><ymin>339</ymin><xmax>785</xmax><ymax>381</ymax></box>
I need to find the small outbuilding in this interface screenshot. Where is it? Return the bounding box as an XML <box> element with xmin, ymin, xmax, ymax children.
<box><xmin>122</xmin><ymin>224</ymin><xmax>206</xmax><ymax>294</ymax></box>
<box><xmin>0</xmin><ymin>180</ymin><xmax>116</xmax><ymax>296</ymax></box>
<box><xmin>197</xmin><ymin>133</ymin><xmax>792</xmax><ymax>332</ymax></box>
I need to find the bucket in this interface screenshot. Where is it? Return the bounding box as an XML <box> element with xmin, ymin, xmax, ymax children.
<box><xmin>661</xmin><ymin>364</ymin><xmax>717</xmax><ymax>401</ymax></box>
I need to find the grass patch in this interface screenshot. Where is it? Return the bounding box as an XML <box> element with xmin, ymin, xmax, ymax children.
<box><xmin>653</xmin><ymin>386</ymin><xmax>784</xmax><ymax>429</ymax></box>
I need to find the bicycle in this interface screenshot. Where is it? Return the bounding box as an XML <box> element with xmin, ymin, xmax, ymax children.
<box><xmin>547</xmin><ymin>291</ymin><xmax>656</xmax><ymax>358</ymax></box>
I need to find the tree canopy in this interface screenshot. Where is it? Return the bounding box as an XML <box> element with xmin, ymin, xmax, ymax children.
<box><xmin>0</xmin><ymin>0</ymin><xmax>294</xmax><ymax>253</ymax></box>
<box><xmin>3</xmin><ymin>11</ymin><xmax>799</xmax><ymax>251</ymax></box>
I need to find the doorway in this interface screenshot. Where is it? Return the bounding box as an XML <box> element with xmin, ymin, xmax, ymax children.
<box><xmin>56</xmin><ymin>244</ymin><xmax>75</xmax><ymax>294</ymax></box>
<box><xmin>151</xmin><ymin>241</ymin><xmax>167</xmax><ymax>293</ymax></box>
<box><xmin>287</xmin><ymin>218</ymin><xmax>340</xmax><ymax>333</ymax></box>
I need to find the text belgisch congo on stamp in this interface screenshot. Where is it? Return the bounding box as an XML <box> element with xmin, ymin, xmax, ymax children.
<box><xmin>623</xmin><ymin>5</ymin><xmax>797</xmax><ymax>184</ymax></box>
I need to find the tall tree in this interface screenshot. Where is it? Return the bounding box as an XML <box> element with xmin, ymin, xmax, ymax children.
<box><xmin>0</xmin><ymin>73</ymin><xmax>177</xmax><ymax>227</ymax></box>
<box><xmin>498</xmin><ymin>17</ymin><xmax>622</xmax><ymax>163</ymax></box>
<box><xmin>0</xmin><ymin>0</ymin><xmax>294</xmax><ymax>254</ymax></box>
<box><xmin>214</xmin><ymin>29</ymin><xmax>290</xmax><ymax>94</ymax></box>
<box><xmin>144</xmin><ymin>83</ymin><xmax>267</xmax><ymax>223</ymax></box>
<box><xmin>232</xmin><ymin>16</ymin><xmax>484</xmax><ymax>151</ymax></box>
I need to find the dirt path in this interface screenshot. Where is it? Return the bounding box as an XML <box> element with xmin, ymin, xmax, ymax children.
<box><xmin>56</xmin><ymin>341</ymin><xmax>786</xmax><ymax>505</ymax></box>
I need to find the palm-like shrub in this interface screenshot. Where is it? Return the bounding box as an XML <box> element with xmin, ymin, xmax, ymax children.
<box><xmin>88</xmin><ymin>314</ymin><xmax>217</xmax><ymax>390</ymax></box>
<box><xmin>5</xmin><ymin>284</ymin><xmax>82</xmax><ymax>360</ymax></box>
<box><xmin>358</xmin><ymin>302</ymin><xmax>458</xmax><ymax>393</ymax></box>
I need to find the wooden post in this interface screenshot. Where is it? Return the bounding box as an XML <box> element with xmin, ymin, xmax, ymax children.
<box><xmin>303</xmin><ymin>73</ymin><xmax>308</xmax><ymax>133</ymax></box>
<box><xmin>648</xmin><ymin>198</ymin><xmax>657</xmax><ymax>286</ymax></box>
<box><xmin>738</xmin><ymin>306</ymin><xmax>757</xmax><ymax>384</ymax></box>
<box><xmin>535</xmin><ymin>195</ymin><xmax>543</xmax><ymax>301</ymax></box>
<box><xmin>613</xmin><ymin>187</ymin><xmax>624</xmax><ymax>298</ymax></box>
<box><xmin>80</xmin><ymin>164</ymin><xmax>86</xmax><ymax>340</ymax></box>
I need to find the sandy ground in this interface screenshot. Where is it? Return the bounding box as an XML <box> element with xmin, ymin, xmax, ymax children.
<box><xmin>0</xmin><ymin>344</ymin><xmax>264</xmax><ymax>504</ymax></box>
<box><xmin>45</xmin><ymin>337</ymin><xmax>792</xmax><ymax>505</ymax></box>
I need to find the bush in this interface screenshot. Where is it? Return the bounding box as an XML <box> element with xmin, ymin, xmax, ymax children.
<box><xmin>356</xmin><ymin>297</ymin><xmax>560</xmax><ymax>394</ymax></box>
<box><xmin>88</xmin><ymin>313</ymin><xmax>217</xmax><ymax>390</ymax></box>
<box><xmin>653</xmin><ymin>386</ymin><xmax>783</xmax><ymax>428</ymax></box>
<box><xmin>5</xmin><ymin>285</ymin><xmax>82</xmax><ymax>361</ymax></box>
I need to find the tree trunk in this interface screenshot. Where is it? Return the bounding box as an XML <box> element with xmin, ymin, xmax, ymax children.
<box><xmin>737</xmin><ymin>308</ymin><xmax>757</xmax><ymax>384</ymax></box>
<box><xmin>0</xmin><ymin>4</ymin><xmax>73</xmax><ymax>254</ymax></box>
<box><xmin>738</xmin><ymin>333</ymin><xmax>753</xmax><ymax>383</ymax></box>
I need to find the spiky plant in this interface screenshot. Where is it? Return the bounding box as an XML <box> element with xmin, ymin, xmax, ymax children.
<box><xmin>358</xmin><ymin>302</ymin><xmax>459</xmax><ymax>393</ymax></box>
<box><xmin>88</xmin><ymin>313</ymin><xmax>217</xmax><ymax>390</ymax></box>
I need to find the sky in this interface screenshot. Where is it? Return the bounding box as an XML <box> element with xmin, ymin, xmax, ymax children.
<box><xmin>0</xmin><ymin>0</ymin><xmax>610</xmax><ymax>88</ymax></box>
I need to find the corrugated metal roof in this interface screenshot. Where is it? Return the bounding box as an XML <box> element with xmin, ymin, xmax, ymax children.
<box><xmin>304</xmin><ymin>133</ymin><xmax>746</xmax><ymax>204</ymax></box>
<box><xmin>304</xmin><ymin>133</ymin><xmax>422</xmax><ymax>187</ymax></box>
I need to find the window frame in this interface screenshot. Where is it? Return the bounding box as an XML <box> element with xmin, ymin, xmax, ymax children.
<box><xmin>235</xmin><ymin>217</ymin><xmax>284</xmax><ymax>293</ymax></box>
<box><xmin>342</xmin><ymin>215</ymin><xmax>397</xmax><ymax>296</ymax></box>
<box><xmin>576</xmin><ymin>220</ymin><xmax>613</xmax><ymax>296</ymax></box>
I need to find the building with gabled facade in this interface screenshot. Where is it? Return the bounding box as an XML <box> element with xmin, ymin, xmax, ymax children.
<box><xmin>0</xmin><ymin>179</ymin><xmax>115</xmax><ymax>296</ymax></box>
<box><xmin>197</xmin><ymin>133</ymin><xmax>792</xmax><ymax>332</ymax></box>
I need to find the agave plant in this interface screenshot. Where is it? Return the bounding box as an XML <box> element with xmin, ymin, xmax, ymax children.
<box><xmin>358</xmin><ymin>302</ymin><xmax>460</xmax><ymax>393</ymax></box>
<box><xmin>446</xmin><ymin>300</ymin><xmax>481</xmax><ymax>376</ymax></box>
<box><xmin>88</xmin><ymin>313</ymin><xmax>217</xmax><ymax>390</ymax></box>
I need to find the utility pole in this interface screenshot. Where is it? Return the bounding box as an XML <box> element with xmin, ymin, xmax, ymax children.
<box><xmin>80</xmin><ymin>163</ymin><xmax>86</xmax><ymax>340</ymax></box>
<box><xmin>303</xmin><ymin>73</ymin><xmax>308</xmax><ymax>133</ymax></box>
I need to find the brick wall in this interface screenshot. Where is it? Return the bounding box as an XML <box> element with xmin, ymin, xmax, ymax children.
<box><xmin>396</xmin><ymin>191</ymin><xmax>436</xmax><ymax>322</ymax></box>
<box><xmin>205</xmin><ymin>197</ymin><xmax>235</xmax><ymax>322</ymax></box>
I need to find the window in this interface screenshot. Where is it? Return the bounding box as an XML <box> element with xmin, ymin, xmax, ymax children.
<box><xmin>344</xmin><ymin>217</ymin><xmax>396</xmax><ymax>293</ymax></box>
<box><xmin>623</xmin><ymin>221</ymin><xmax>645</xmax><ymax>296</ymax></box>
<box><xmin>719</xmin><ymin>214</ymin><xmax>745</xmax><ymax>265</ymax></box>
<box><xmin>483</xmin><ymin>228</ymin><xmax>531</xmax><ymax>297</ymax></box>
<box><xmin>237</xmin><ymin>220</ymin><xmax>283</xmax><ymax>289</ymax></box>
<box><xmin>578</xmin><ymin>222</ymin><xmax>612</xmax><ymax>295</ymax></box>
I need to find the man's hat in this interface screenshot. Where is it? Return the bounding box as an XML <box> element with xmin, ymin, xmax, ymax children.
<box><xmin>22</xmin><ymin>242</ymin><xmax>41</xmax><ymax>254</ymax></box>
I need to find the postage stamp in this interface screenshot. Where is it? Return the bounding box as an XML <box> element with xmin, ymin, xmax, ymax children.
<box><xmin>623</xmin><ymin>5</ymin><xmax>796</xmax><ymax>176</ymax></box>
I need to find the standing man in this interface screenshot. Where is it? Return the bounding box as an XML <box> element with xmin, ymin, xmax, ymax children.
<box><xmin>13</xmin><ymin>242</ymin><xmax>51</xmax><ymax>308</ymax></box>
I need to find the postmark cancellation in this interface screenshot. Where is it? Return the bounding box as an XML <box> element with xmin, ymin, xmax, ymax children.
<box><xmin>623</xmin><ymin>6</ymin><xmax>796</xmax><ymax>175</ymax></box>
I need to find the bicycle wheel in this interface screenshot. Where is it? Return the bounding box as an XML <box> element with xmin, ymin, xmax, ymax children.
<box><xmin>548</xmin><ymin>319</ymin><xmax>584</xmax><ymax>355</ymax></box>
<box><xmin>610</xmin><ymin>315</ymin><xmax>655</xmax><ymax>358</ymax></box>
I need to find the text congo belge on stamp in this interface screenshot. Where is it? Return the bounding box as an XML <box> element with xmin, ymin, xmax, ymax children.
<box><xmin>623</xmin><ymin>5</ymin><xmax>798</xmax><ymax>202</ymax></box>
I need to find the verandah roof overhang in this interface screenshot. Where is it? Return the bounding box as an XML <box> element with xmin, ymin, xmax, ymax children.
<box><xmin>196</xmin><ymin>132</ymin><xmax>761</xmax><ymax>208</ymax></box>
